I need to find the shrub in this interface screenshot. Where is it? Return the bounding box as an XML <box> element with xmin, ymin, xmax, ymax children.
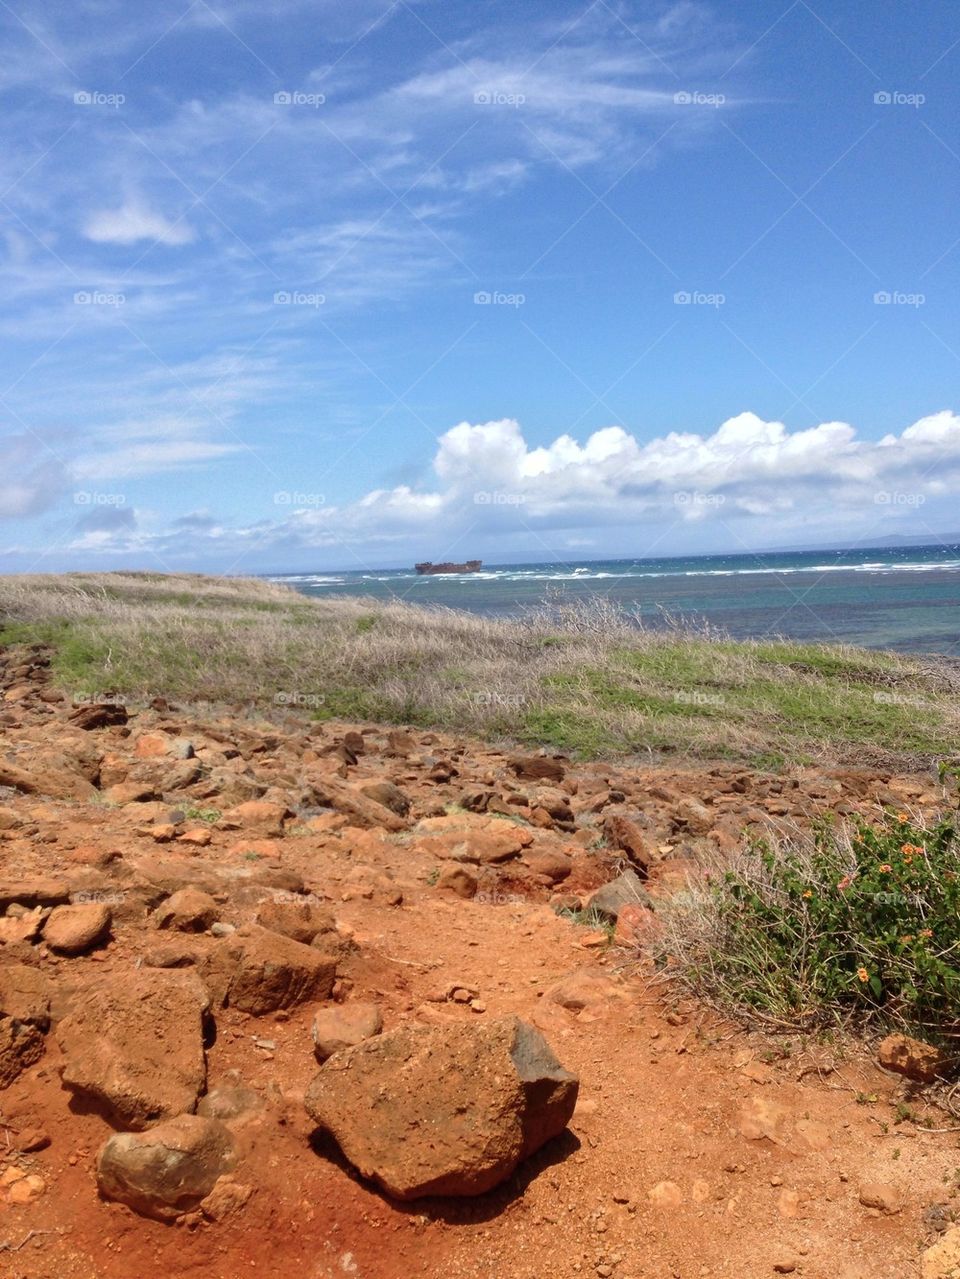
<box><xmin>662</xmin><ymin>807</ymin><xmax>960</xmax><ymax>1038</ymax></box>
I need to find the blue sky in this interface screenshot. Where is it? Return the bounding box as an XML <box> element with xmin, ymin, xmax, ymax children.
<box><xmin>2</xmin><ymin>0</ymin><xmax>959</xmax><ymax>573</ymax></box>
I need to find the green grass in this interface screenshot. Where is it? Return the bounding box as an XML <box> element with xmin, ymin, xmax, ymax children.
<box><xmin>0</xmin><ymin>571</ymin><xmax>957</xmax><ymax>769</ymax></box>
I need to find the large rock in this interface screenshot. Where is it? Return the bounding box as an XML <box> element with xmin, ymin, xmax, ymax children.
<box><xmin>96</xmin><ymin>1114</ymin><xmax>237</xmax><ymax>1221</ymax></box>
<box><xmin>254</xmin><ymin>898</ymin><xmax>335</xmax><ymax>944</ymax></box>
<box><xmin>587</xmin><ymin>870</ymin><xmax>652</xmax><ymax>922</ymax></box>
<box><xmin>304</xmin><ymin>1015</ymin><xmax>578</xmax><ymax>1199</ymax></box>
<box><xmin>877</xmin><ymin>1033</ymin><xmax>948</xmax><ymax>1084</ymax></box>
<box><xmin>0</xmin><ymin>963</ymin><xmax>53</xmax><ymax>1089</ymax></box>
<box><xmin>924</xmin><ymin>1225</ymin><xmax>960</xmax><ymax>1279</ymax></box>
<box><xmin>151</xmin><ymin>888</ymin><xmax>219</xmax><ymax>933</ymax></box>
<box><xmin>56</xmin><ymin>969</ymin><xmax>209</xmax><ymax>1129</ymax></box>
<box><xmin>43</xmin><ymin>902</ymin><xmax>112</xmax><ymax>955</ymax></box>
<box><xmin>201</xmin><ymin>925</ymin><xmax>337</xmax><ymax>1015</ymax></box>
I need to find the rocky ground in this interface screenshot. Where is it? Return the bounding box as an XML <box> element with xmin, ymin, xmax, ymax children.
<box><xmin>1</xmin><ymin>639</ymin><xmax>960</xmax><ymax>1278</ymax></box>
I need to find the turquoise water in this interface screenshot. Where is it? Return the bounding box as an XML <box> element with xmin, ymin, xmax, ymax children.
<box><xmin>269</xmin><ymin>544</ymin><xmax>960</xmax><ymax>655</ymax></box>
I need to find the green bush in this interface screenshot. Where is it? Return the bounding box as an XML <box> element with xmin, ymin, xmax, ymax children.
<box><xmin>668</xmin><ymin>807</ymin><xmax>960</xmax><ymax>1036</ymax></box>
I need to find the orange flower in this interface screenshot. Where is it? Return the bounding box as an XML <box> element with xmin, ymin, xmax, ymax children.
<box><xmin>896</xmin><ymin>811</ymin><xmax>909</xmax><ymax>822</ymax></box>
<box><xmin>878</xmin><ymin>864</ymin><xmax>892</xmax><ymax>873</ymax></box>
<box><xmin>920</xmin><ymin>928</ymin><xmax>933</xmax><ymax>939</ymax></box>
<box><xmin>856</xmin><ymin>967</ymin><xmax>869</xmax><ymax>983</ymax></box>
<box><xmin>901</xmin><ymin>935</ymin><xmax>914</xmax><ymax>944</ymax></box>
<box><xmin>837</xmin><ymin>875</ymin><xmax>853</xmax><ymax>891</ymax></box>
<box><xmin>802</xmin><ymin>889</ymin><xmax>813</xmax><ymax>899</ymax></box>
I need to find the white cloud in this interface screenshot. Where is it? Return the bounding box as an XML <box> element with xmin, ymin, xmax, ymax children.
<box><xmin>83</xmin><ymin>199</ymin><xmax>196</xmax><ymax>247</ymax></box>
<box><xmin>42</xmin><ymin>409</ymin><xmax>960</xmax><ymax>565</ymax></box>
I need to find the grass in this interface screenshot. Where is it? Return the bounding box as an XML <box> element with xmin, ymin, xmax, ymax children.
<box><xmin>659</xmin><ymin>799</ymin><xmax>960</xmax><ymax>1044</ymax></box>
<box><xmin>1</xmin><ymin>571</ymin><xmax>959</xmax><ymax>769</ymax></box>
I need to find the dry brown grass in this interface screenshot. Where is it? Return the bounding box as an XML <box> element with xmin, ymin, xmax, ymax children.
<box><xmin>1</xmin><ymin>571</ymin><xmax>957</xmax><ymax>768</ymax></box>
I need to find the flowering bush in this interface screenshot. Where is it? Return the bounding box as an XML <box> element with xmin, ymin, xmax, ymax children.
<box><xmin>668</xmin><ymin>808</ymin><xmax>960</xmax><ymax>1035</ymax></box>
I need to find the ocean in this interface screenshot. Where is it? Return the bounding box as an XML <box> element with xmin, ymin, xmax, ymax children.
<box><xmin>269</xmin><ymin>544</ymin><xmax>960</xmax><ymax>655</ymax></box>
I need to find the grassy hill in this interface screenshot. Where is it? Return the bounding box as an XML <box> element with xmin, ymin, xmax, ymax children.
<box><xmin>1</xmin><ymin>571</ymin><xmax>958</xmax><ymax>770</ymax></box>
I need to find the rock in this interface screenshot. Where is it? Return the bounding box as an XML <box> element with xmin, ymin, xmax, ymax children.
<box><xmin>135</xmin><ymin>733</ymin><xmax>171</xmax><ymax>758</ymax></box>
<box><xmin>923</xmin><ymin>1225</ymin><xmax>960</xmax><ymax>1279</ymax></box>
<box><xmin>43</xmin><ymin>902</ymin><xmax>112</xmax><ymax>955</ymax></box>
<box><xmin>772</xmin><ymin>1254</ymin><xmax>798</xmax><ymax>1275</ymax></box>
<box><xmin>222</xmin><ymin>800</ymin><xmax>289</xmax><ymax>835</ymax></box>
<box><xmin>57</xmin><ymin>969</ymin><xmax>209</xmax><ymax>1129</ymax></box>
<box><xmin>105</xmin><ymin>782</ymin><xmax>158</xmax><ymax>805</ymax></box>
<box><xmin>0</xmin><ymin>1019</ymin><xmax>45</xmax><ymax>1090</ymax></box>
<box><xmin>858</xmin><ymin>1181</ymin><xmax>901</xmax><ymax>1215</ymax></box>
<box><xmin>202</xmin><ymin>925</ymin><xmax>337</xmax><ymax>1015</ymax></box>
<box><xmin>255</xmin><ymin>898</ymin><xmax>335</xmax><ymax>944</ymax></box>
<box><xmin>0</xmin><ymin>877</ymin><xmax>70</xmax><ymax>911</ymax></box>
<box><xmin>304</xmin><ymin>1015</ymin><xmax>578</xmax><ymax>1199</ymax></box>
<box><xmin>546</xmin><ymin>968</ymin><xmax>622</xmax><ymax>1013</ymax></box>
<box><xmin>197</xmin><ymin>1085</ymin><xmax>264</xmax><ymax>1123</ymax></box>
<box><xmin>179</xmin><ymin>827</ymin><xmax>212</xmax><ymax>847</ymax></box>
<box><xmin>307</xmin><ymin>774</ymin><xmax>409</xmax><ymax>832</ymax></box>
<box><xmin>69</xmin><ymin>702</ymin><xmax>128</xmax><ymax>730</ymax></box>
<box><xmin>587</xmin><ymin>870</ymin><xmax>652</xmax><ymax>922</ymax></box>
<box><xmin>312</xmin><ymin>1002</ymin><xmax>383</xmax><ymax>1062</ymax></box>
<box><xmin>435</xmin><ymin>863</ymin><xmax>478</xmax><ymax>898</ymax></box>
<box><xmin>602</xmin><ymin>815</ymin><xmax>651</xmax><ymax>874</ymax></box>
<box><xmin>359</xmin><ymin>781</ymin><xmax>411</xmax><ymax>817</ymax></box>
<box><xmin>878</xmin><ymin>1033</ymin><xmax>949</xmax><ymax>1084</ymax></box>
<box><xmin>0</xmin><ymin>963</ymin><xmax>52</xmax><ymax>1029</ymax></box>
<box><xmin>200</xmin><ymin>1175</ymin><xmax>253</xmax><ymax>1221</ymax></box>
<box><xmin>152</xmin><ymin>888</ymin><xmax>219</xmax><ymax>933</ymax></box>
<box><xmin>96</xmin><ymin>1114</ymin><xmax>237</xmax><ymax>1221</ymax></box>
<box><xmin>614</xmin><ymin>901</ymin><xmax>661</xmax><ymax>946</ymax></box>
<box><xmin>523</xmin><ymin>848</ymin><xmax>572</xmax><ymax>883</ymax></box>
<box><xmin>509</xmin><ymin>756</ymin><xmax>565</xmax><ymax>783</ymax></box>
<box><xmin>648</xmin><ymin>1180</ymin><xmax>683</xmax><ymax>1207</ymax></box>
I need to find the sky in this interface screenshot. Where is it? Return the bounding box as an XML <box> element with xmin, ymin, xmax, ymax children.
<box><xmin>1</xmin><ymin>0</ymin><xmax>959</xmax><ymax>574</ymax></box>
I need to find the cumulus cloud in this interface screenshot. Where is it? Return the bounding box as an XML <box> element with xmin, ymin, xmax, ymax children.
<box><xmin>45</xmin><ymin>409</ymin><xmax>960</xmax><ymax>567</ymax></box>
<box><xmin>83</xmin><ymin>199</ymin><xmax>195</xmax><ymax>247</ymax></box>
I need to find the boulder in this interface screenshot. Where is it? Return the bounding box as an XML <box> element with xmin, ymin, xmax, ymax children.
<box><xmin>222</xmin><ymin>800</ymin><xmax>289</xmax><ymax>835</ymax></box>
<box><xmin>435</xmin><ymin>863</ymin><xmax>478</xmax><ymax>899</ymax></box>
<box><xmin>96</xmin><ymin>1114</ymin><xmax>237</xmax><ymax>1221</ymax></box>
<box><xmin>304</xmin><ymin>1015</ymin><xmax>578</xmax><ymax>1199</ymax></box>
<box><xmin>152</xmin><ymin>888</ymin><xmax>219</xmax><ymax>933</ymax></box>
<box><xmin>0</xmin><ymin>878</ymin><xmax>70</xmax><ymax>912</ymax></box>
<box><xmin>43</xmin><ymin>902</ymin><xmax>112</xmax><ymax>955</ymax></box>
<box><xmin>923</xmin><ymin>1225</ymin><xmax>960</xmax><ymax>1279</ymax></box>
<box><xmin>254</xmin><ymin>898</ymin><xmax>335</xmax><ymax>944</ymax></box>
<box><xmin>312</xmin><ymin>1002</ymin><xmax>383</xmax><ymax>1062</ymax></box>
<box><xmin>201</xmin><ymin>925</ymin><xmax>337</xmax><ymax>1015</ymax></box>
<box><xmin>587</xmin><ymin>870</ymin><xmax>652</xmax><ymax>922</ymax></box>
<box><xmin>601</xmin><ymin>815</ymin><xmax>651</xmax><ymax>875</ymax></box>
<box><xmin>877</xmin><ymin>1033</ymin><xmax>949</xmax><ymax>1084</ymax></box>
<box><xmin>509</xmin><ymin>755</ymin><xmax>565</xmax><ymax>783</ymax></box>
<box><xmin>359</xmin><ymin>781</ymin><xmax>411</xmax><ymax>817</ymax></box>
<box><xmin>57</xmin><ymin>969</ymin><xmax>209</xmax><ymax>1129</ymax></box>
